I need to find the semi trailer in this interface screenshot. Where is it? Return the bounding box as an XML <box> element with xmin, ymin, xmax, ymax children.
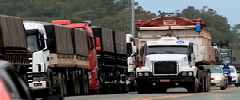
<box><xmin>128</xmin><ymin>17</ymin><xmax>211</xmax><ymax>93</ymax></box>
<box><xmin>0</xmin><ymin>15</ymin><xmax>30</xmax><ymax>85</ymax></box>
<box><xmin>92</xmin><ymin>26</ymin><xmax>129</xmax><ymax>93</ymax></box>
<box><xmin>51</xmin><ymin>20</ymin><xmax>99</xmax><ymax>93</ymax></box>
<box><xmin>22</xmin><ymin>21</ymin><xmax>90</xmax><ymax>97</ymax></box>
<box><xmin>51</xmin><ymin>20</ymin><xmax>130</xmax><ymax>93</ymax></box>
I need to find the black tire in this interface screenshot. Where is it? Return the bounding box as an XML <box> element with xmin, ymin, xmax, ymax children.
<box><xmin>159</xmin><ymin>88</ymin><xmax>167</xmax><ymax>93</ymax></box>
<box><xmin>137</xmin><ymin>81</ymin><xmax>150</xmax><ymax>94</ymax></box>
<box><xmin>204</xmin><ymin>72</ymin><xmax>211</xmax><ymax>92</ymax></box>
<box><xmin>83</xmin><ymin>74</ymin><xmax>89</xmax><ymax>95</ymax></box>
<box><xmin>75</xmin><ymin>71</ymin><xmax>81</xmax><ymax>95</ymax></box>
<box><xmin>187</xmin><ymin>79</ymin><xmax>198</xmax><ymax>93</ymax></box>
<box><xmin>71</xmin><ymin>72</ymin><xmax>77</xmax><ymax>95</ymax></box>
<box><xmin>220</xmin><ymin>86</ymin><xmax>226</xmax><ymax>90</ymax></box>
<box><xmin>56</xmin><ymin>73</ymin><xmax>64</xmax><ymax>96</ymax></box>
<box><xmin>235</xmin><ymin>83</ymin><xmax>240</xmax><ymax>87</ymax></box>
<box><xmin>62</xmin><ymin>74</ymin><xmax>68</xmax><ymax>96</ymax></box>
<box><xmin>99</xmin><ymin>71</ymin><xmax>107</xmax><ymax>94</ymax></box>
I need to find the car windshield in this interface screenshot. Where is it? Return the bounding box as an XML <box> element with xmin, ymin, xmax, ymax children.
<box><xmin>206</xmin><ymin>65</ymin><xmax>222</xmax><ymax>73</ymax></box>
<box><xmin>230</xmin><ymin>67</ymin><xmax>236</xmax><ymax>73</ymax></box>
<box><xmin>146</xmin><ymin>46</ymin><xmax>188</xmax><ymax>55</ymax></box>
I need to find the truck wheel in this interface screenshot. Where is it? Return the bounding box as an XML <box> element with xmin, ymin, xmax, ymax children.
<box><xmin>83</xmin><ymin>74</ymin><xmax>89</xmax><ymax>95</ymax></box>
<box><xmin>187</xmin><ymin>79</ymin><xmax>198</xmax><ymax>93</ymax></box>
<box><xmin>137</xmin><ymin>82</ymin><xmax>149</xmax><ymax>94</ymax></box>
<box><xmin>198</xmin><ymin>78</ymin><xmax>205</xmax><ymax>92</ymax></box>
<box><xmin>159</xmin><ymin>88</ymin><xmax>167</xmax><ymax>93</ymax></box>
<box><xmin>71</xmin><ymin>72</ymin><xmax>77</xmax><ymax>95</ymax></box>
<box><xmin>57</xmin><ymin>73</ymin><xmax>64</xmax><ymax>95</ymax></box>
<box><xmin>62</xmin><ymin>74</ymin><xmax>68</xmax><ymax>96</ymax></box>
<box><xmin>204</xmin><ymin>72</ymin><xmax>210</xmax><ymax>92</ymax></box>
<box><xmin>75</xmin><ymin>72</ymin><xmax>81</xmax><ymax>95</ymax></box>
<box><xmin>235</xmin><ymin>82</ymin><xmax>240</xmax><ymax>87</ymax></box>
<box><xmin>99</xmin><ymin>72</ymin><xmax>107</xmax><ymax>93</ymax></box>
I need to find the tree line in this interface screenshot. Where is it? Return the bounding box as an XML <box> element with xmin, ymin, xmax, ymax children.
<box><xmin>0</xmin><ymin>0</ymin><xmax>239</xmax><ymax>49</ymax></box>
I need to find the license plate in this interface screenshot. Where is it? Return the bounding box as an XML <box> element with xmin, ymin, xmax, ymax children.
<box><xmin>34</xmin><ymin>83</ymin><xmax>42</xmax><ymax>87</ymax></box>
<box><xmin>160</xmin><ymin>79</ymin><xmax>170</xmax><ymax>82</ymax></box>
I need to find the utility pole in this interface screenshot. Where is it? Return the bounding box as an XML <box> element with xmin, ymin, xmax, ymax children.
<box><xmin>131</xmin><ymin>0</ymin><xmax>135</xmax><ymax>37</ymax></box>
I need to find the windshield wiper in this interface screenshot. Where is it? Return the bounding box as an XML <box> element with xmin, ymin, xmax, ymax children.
<box><xmin>164</xmin><ymin>51</ymin><xmax>175</xmax><ymax>53</ymax></box>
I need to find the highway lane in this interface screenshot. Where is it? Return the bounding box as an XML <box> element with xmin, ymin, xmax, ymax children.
<box><xmin>64</xmin><ymin>86</ymin><xmax>240</xmax><ymax>100</ymax></box>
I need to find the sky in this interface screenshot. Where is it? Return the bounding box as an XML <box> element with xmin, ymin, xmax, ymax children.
<box><xmin>137</xmin><ymin>0</ymin><xmax>239</xmax><ymax>26</ymax></box>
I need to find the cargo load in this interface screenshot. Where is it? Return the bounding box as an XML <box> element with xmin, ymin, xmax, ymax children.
<box><xmin>92</xmin><ymin>26</ymin><xmax>114</xmax><ymax>53</ymax></box>
<box><xmin>112</xmin><ymin>30</ymin><xmax>127</xmax><ymax>54</ymax></box>
<box><xmin>0</xmin><ymin>15</ymin><xmax>27</xmax><ymax>48</ymax></box>
<box><xmin>135</xmin><ymin>17</ymin><xmax>212</xmax><ymax>63</ymax></box>
<box><xmin>44</xmin><ymin>24</ymin><xmax>74</xmax><ymax>54</ymax></box>
<box><xmin>73</xmin><ymin>29</ymin><xmax>89</xmax><ymax>57</ymax></box>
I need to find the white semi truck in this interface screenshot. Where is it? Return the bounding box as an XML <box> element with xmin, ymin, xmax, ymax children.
<box><xmin>126</xmin><ymin>34</ymin><xmax>137</xmax><ymax>91</ymax></box>
<box><xmin>23</xmin><ymin>21</ymin><xmax>50</xmax><ymax>95</ymax></box>
<box><xmin>128</xmin><ymin>17</ymin><xmax>212</xmax><ymax>93</ymax></box>
<box><xmin>23</xmin><ymin>21</ymin><xmax>90</xmax><ymax>97</ymax></box>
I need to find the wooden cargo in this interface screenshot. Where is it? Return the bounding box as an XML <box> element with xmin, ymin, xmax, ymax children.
<box><xmin>44</xmin><ymin>24</ymin><xmax>74</xmax><ymax>54</ymax></box>
<box><xmin>73</xmin><ymin>29</ymin><xmax>89</xmax><ymax>57</ymax></box>
<box><xmin>0</xmin><ymin>15</ymin><xmax>27</xmax><ymax>48</ymax></box>
<box><xmin>137</xmin><ymin>27</ymin><xmax>212</xmax><ymax>63</ymax></box>
<box><xmin>92</xmin><ymin>26</ymin><xmax>114</xmax><ymax>53</ymax></box>
<box><xmin>113</xmin><ymin>30</ymin><xmax>127</xmax><ymax>54</ymax></box>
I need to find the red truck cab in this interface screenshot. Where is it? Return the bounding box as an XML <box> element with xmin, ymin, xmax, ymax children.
<box><xmin>51</xmin><ymin>20</ymin><xmax>100</xmax><ymax>91</ymax></box>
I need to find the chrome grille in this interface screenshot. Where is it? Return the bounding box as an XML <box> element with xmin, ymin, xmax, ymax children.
<box><xmin>153</xmin><ymin>61</ymin><xmax>177</xmax><ymax>74</ymax></box>
<box><xmin>27</xmin><ymin>53</ymin><xmax>33</xmax><ymax>83</ymax></box>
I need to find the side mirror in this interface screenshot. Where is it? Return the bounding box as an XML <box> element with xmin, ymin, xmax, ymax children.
<box><xmin>237</xmin><ymin>71</ymin><xmax>240</xmax><ymax>73</ymax></box>
<box><xmin>41</xmin><ymin>94</ymin><xmax>64</xmax><ymax>100</ymax></box>
<box><xmin>95</xmin><ymin>37</ymin><xmax>101</xmax><ymax>50</ymax></box>
<box><xmin>46</xmin><ymin>39</ymin><xmax>54</xmax><ymax>50</ymax></box>
<box><xmin>128</xmin><ymin>56</ymin><xmax>135</xmax><ymax>72</ymax></box>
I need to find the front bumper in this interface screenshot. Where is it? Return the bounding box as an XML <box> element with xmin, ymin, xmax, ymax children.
<box><xmin>29</xmin><ymin>81</ymin><xmax>48</xmax><ymax>90</ymax></box>
<box><xmin>136</xmin><ymin>76</ymin><xmax>195</xmax><ymax>83</ymax></box>
<box><xmin>211</xmin><ymin>79</ymin><xmax>224</xmax><ymax>87</ymax></box>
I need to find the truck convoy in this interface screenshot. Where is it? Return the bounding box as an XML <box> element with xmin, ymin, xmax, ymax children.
<box><xmin>51</xmin><ymin>20</ymin><xmax>130</xmax><ymax>94</ymax></box>
<box><xmin>128</xmin><ymin>17</ymin><xmax>211</xmax><ymax>93</ymax></box>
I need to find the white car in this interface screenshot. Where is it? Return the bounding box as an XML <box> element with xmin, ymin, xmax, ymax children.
<box><xmin>206</xmin><ymin>65</ymin><xmax>228</xmax><ymax>90</ymax></box>
<box><xmin>229</xmin><ymin>65</ymin><xmax>240</xmax><ymax>86</ymax></box>
<box><xmin>221</xmin><ymin>65</ymin><xmax>240</xmax><ymax>86</ymax></box>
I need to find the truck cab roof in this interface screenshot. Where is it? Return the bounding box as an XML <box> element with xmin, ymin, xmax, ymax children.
<box><xmin>146</xmin><ymin>37</ymin><xmax>190</xmax><ymax>46</ymax></box>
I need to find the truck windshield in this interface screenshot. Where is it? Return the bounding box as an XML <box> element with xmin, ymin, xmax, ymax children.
<box><xmin>27</xmin><ymin>35</ymin><xmax>40</xmax><ymax>53</ymax></box>
<box><xmin>146</xmin><ymin>46</ymin><xmax>188</xmax><ymax>55</ymax></box>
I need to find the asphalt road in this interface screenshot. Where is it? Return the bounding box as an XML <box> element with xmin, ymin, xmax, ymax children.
<box><xmin>64</xmin><ymin>85</ymin><xmax>240</xmax><ymax>100</ymax></box>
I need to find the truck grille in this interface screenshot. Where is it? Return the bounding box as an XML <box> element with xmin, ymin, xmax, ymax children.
<box><xmin>153</xmin><ymin>61</ymin><xmax>177</xmax><ymax>74</ymax></box>
<box><xmin>27</xmin><ymin>53</ymin><xmax>33</xmax><ymax>83</ymax></box>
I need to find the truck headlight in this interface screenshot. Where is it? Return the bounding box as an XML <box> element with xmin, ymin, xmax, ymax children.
<box><xmin>180</xmin><ymin>71</ymin><xmax>193</xmax><ymax>76</ymax></box>
<box><xmin>138</xmin><ymin>73</ymin><xmax>143</xmax><ymax>76</ymax></box>
<box><xmin>182</xmin><ymin>72</ymin><xmax>187</xmax><ymax>76</ymax></box>
<box><xmin>144</xmin><ymin>72</ymin><xmax>149</xmax><ymax>76</ymax></box>
<box><xmin>188</xmin><ymin>72</ymin><xmax>193</xmax><ymax>76</ymax></box>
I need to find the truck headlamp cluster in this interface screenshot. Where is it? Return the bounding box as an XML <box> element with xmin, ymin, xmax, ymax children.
<box><xmin>138</xmin><ymin>72</ymin><xmax>151</xmax><ymax>77</ymax></box>
<box><xmin>181</xmin><ymin>71</ymin><xmax>193</xmax><ymax>76</ymax></box>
